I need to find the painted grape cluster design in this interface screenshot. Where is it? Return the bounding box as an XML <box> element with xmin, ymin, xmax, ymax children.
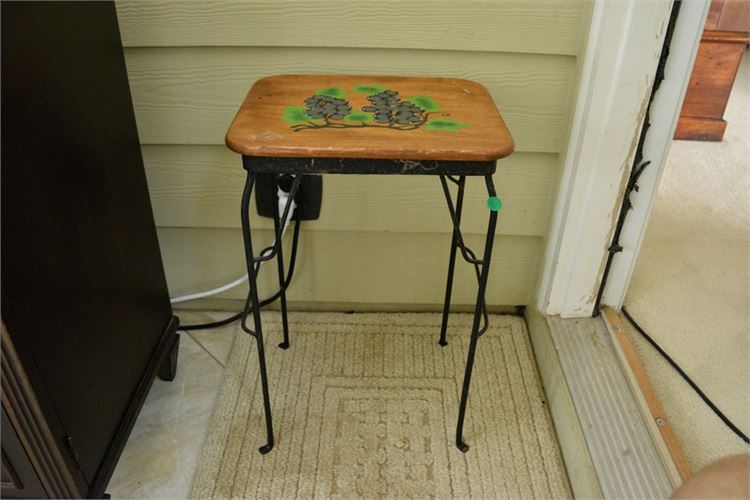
<box><xmin>363</xmin><ymin>89</ymin><xmax>424</xmax><ymax>125</ymax></box>
<box><xmin>283</xmin><ymin>84</ymin><xmax>468</xmax><ymax>132</ymax></box>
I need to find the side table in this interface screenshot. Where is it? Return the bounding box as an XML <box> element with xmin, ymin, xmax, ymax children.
<box><xmin>225</xmin><ymin>74</ymin><xmax>514</xmax><ymax>454</ymax></box>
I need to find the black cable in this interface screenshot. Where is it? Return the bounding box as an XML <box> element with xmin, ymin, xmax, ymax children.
<box><xmin>180</xmin><ymin>310</ymin><xmax>242</xmax><ymax>331</ymax></box>
<box><xmin>180</xmin><ymin>208</ymin><xmax>302</xmax><ymax>331</ymax></box>
<box><xmin>622</xmin><ymin>307</ymin><xmax>749</xmax><ymax>444</ymax></box>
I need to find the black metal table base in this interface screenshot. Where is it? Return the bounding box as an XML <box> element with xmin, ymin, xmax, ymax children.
<box><xmin>239</xmin><ymin>165</ymin><xmax>500</xmax><ymax>455</ymax></box>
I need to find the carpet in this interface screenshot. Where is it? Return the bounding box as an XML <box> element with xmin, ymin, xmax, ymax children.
<box><xmin>190</xmin><ymin>312</ymin><xmax>570</xmax><ymax>498</ymax></box>
<box><xmin>624</xmin><ymin>50</ymin><xmax>749</xmax><ymax>470</ymax></box>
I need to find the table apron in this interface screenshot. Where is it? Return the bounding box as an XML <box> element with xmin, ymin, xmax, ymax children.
<box><xmin>242</xmin><ymin>156</ymin><xmax>496</xmax><ymax>176</ymax></box>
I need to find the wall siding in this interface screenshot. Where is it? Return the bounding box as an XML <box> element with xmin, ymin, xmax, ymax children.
<box><xmin>116</xmin><ymin>0</ymin><xmax>588</xmax><ymax>308</ymax></box>
<box><xmin>125</xmin><ymin>47</ymin><xmax>574</xmax><ymax>152</ymax></box>
<box><xmin>117</xmin><ymin>0</ymin><xmax>585</xmax><ymax>56</ymax></box>
<box><xmin>144</xmin><ymin>146</ymin><xmax>558</xmax><ymax>237</ymax></box>
<box><xmin>158</xmin><ymin>228</ymin><xmax>541</xmax><ymax>306</ymax></box>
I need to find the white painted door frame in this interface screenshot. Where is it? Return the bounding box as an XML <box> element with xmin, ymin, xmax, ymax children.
<box><xmin>536</xmin><ymin>0</ymin><xmax>710</xmax><ymax>318</ymax></box>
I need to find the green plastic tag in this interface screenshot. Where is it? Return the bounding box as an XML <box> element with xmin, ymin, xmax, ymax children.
<box><xmin>487</xmin><ymin>196</ymin><xmax>502</xmax><ymax>212</ymax></box>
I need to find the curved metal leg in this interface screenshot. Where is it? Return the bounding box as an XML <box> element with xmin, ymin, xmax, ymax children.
<box><xmin>439</xmin><ymin>176</ymin><xmax>465</xmax><ymax>346</ymax></box>
<box><xmin>274</xmin><ymin>191</ymin><xmax>291</xmax><ymax>349</ymax></box>
<box><xmin>455</xmin><ymin>174</ymin><xmax>499</xmax><ymax>452</ymax></box>
<box><xmin>240</xmin><ymin>171</ymin><xmax>274</xmax><ymax>455</ymax></box>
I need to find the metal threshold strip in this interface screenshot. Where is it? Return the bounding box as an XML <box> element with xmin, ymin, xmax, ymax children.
<box><xmin>526</xmin><ymin>309</ymin><xmax>688</xmax><ymax>498</ymax></box>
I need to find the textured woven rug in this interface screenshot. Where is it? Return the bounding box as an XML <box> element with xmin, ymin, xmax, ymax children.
<box><xmin>190</xmin><ymin>312</ymin><xmax>570</xmax><ymax>498</ymax></box>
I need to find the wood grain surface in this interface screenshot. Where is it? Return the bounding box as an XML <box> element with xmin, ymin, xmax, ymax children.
<box><xmin>675</xmin><ymin>40</ymin><xmax>745</xmax><ymax>141</ymax></box>
<box><xmin>679</xmin><ymin>41</ymin><xmax>743</xmax><ymax>118</ymax></box>
<box><xmin>601</xmin><ymin>308</ymin><xmax>692</xmax><ymax>484</ymax></box>
<box><xmin>674</xmin><ymin>116</ymin><xmax>728</xmax><ymax>142</ymax></box>
<box><xmin>705</xmin><ymin>0</ymin><xmax>723</xmax><ymax>30</ymax></box>
<box><xmin>226</xmin><ymin>74</ymin><xmax>514</xmax><ymax>161</ymax></box>
<box><xmin>676</xmin><ymin>0</ymin><xmax>748</xmax><ymax>141</ymax></box>
<box><xmin>713</xmin><ymin>0</ymin><xmax>750</xmax><ymax>32</ymax></box>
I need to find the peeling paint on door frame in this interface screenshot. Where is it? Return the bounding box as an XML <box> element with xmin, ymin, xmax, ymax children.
<box><xmin>536</xmin><ymin>0</ymin><xmax>687</xmax><ymax>318</ymax></box>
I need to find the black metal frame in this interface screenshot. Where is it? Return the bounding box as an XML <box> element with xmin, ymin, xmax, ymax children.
<box><xmin>239</xmin><ymin>159</ymin><xmax>500</xmax><ymax>455</ymax></box>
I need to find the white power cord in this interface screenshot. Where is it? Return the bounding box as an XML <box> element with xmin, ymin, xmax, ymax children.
<box><xmin>170</xmin><ymin>180</ymin><xmax>297</xmax><ymax>304</ymax></box>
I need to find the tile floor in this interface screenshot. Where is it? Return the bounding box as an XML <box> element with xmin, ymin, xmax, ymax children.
<box><xmin>107</xmin><ymin>311</ymin><xmax>237</xmax><ymax>499</ymax></box>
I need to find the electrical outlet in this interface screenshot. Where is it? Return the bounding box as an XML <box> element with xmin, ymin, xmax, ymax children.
<box><xmin>254</xmin><ymin>173</ymin><xmax>322</xmax><ymax>220</ymax></box>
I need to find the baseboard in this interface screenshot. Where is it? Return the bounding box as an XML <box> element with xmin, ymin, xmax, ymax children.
<box><xmin>674</xmin><ymin>116</ymin><xmax>727</xmax><ymax>141</ymax></box>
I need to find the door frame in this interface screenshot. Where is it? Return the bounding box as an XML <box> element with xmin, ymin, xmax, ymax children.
<box><xmin>536</xmin><ymin>0</ymin><xmax>711</xmax><ymax>318</ymax></box>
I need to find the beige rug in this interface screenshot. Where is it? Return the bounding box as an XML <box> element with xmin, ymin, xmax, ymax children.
<box><xmin>190</xmin><ymin>312</ymin><xmax>570</xmax><ymax>498</ymax></box>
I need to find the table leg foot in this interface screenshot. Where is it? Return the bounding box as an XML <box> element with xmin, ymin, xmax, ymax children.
<box><xmin>457</xmin><ymin>441</ymin><xmax>470</xmax><ymax>453</ymax></box>
<box><xmin>259</xmin><ymin>443</ymin><xmax>274</xmax><ymax>455</ymax></box>
<box><xmin>278</xmin><ymin>341</ymin><xmax>290</xmax><ymax>350</ymax></box>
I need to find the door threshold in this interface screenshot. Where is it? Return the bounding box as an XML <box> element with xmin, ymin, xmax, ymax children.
<box><xmin>526</xmin><ymin>308</ymin><xmax>690</xmax><ymax>498</ymax></box>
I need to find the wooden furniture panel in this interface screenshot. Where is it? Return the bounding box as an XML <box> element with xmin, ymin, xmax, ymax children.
<box><xmin>705</xmin><ymin>0</ymin><xmax>723</xmax><ymax>30</ymax></box>
<box><xmin>675</xmin><ymin>115</ymin><xmax>731</xmax><ymax>142</ymax></box>
<box><xmin>1</xmin><ymin>411</ymin><xmax>49</xmax><ymax>499</ymax></box>
<box><xmin>680</xmin><ymin>41</ymin><xmax>745</xmax><ymax>119</ymax></box>
<box><xmin>1</xmin><ymin>323</ymin><xmax>81</xmax><ymax>499</ymax></box>
<box><xmin>715</xmin><ymin>0</ymin><xmax>750</xmax><ymax>32</ymax></box>
<box><xmin>115</xmin><ymin>0</ymin><xmax>586</xmax><ymax>56</ymax></box>
<box><xmin>704</xmin><ymin>0</ymin><xmax>749</xmax><ymax>33</ymax></box>
<box><xmin>675</xmin><ymin>0</ymin><xmax>748</xmax><ymax>141</ymax></box>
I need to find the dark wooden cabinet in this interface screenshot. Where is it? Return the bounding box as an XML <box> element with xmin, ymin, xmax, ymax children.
<box><xmin>1</xmin><ymin>2</ymin><xmax>179</xmax><ymax>497</ymax></box>
<box><xmin>1</xmin><ymin>409</ymin><xmax>49</xmax><ymax>499</ymax></box>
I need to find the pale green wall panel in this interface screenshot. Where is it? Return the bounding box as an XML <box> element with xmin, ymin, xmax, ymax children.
<box><xmin>124</xmin><ymin>47</ymin><xmax>574</xmax><ymax>153</ymax></box>
<box><xmin>116</xmin><ymin>0</ymin><xmax>585</xmax><ymax>56</ymax></box>
<box><xmin>143</xmin><ymin>145</ymin><xmax>558</xmax><ymax>237</ymax></box>
<box><xmin>158</xmin><ymin>228</ymin><xmax>541</xmax><ymax>307</ymax></box>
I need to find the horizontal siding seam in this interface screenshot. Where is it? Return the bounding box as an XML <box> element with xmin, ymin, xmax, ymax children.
<box><xmin>121</xmin><ymin>45</ymin><xmax>580</xmax><ymax>61</ymax></box>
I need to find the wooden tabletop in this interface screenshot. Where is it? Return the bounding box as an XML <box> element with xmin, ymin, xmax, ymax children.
<box><xmin>226</xmin><ymin>75</ymin><xmax>514</xmax><ymax>162</ymax></box>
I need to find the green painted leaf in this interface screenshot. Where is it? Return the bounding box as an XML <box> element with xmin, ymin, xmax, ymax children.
<box><xmin>407</xmin><ymin>95</ymin><xmax>440</xmax><ymax>111</ymax></box>
<box><xmin>282</xmin><ymin>105</ymin><xmax>310</xmax><ymax>124</ymax></box>
<box><xmin>344</xmin><ymin>111</ymin><xmax>373</xmax><ymax>123</ymax></box>
<box><xmin>424</xmin><ymin>119</ymin><xmax>468</xmax><ymax>132</ymax></box>
<box><xmin>354</xmin><ymin>84</ymin><xmax>387</xmax><ymax>94</ymax></box>
<box><xmin>314</xmin><ymin>86</ymin><xmax>346</xmax><ymax>97</ymax></box>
